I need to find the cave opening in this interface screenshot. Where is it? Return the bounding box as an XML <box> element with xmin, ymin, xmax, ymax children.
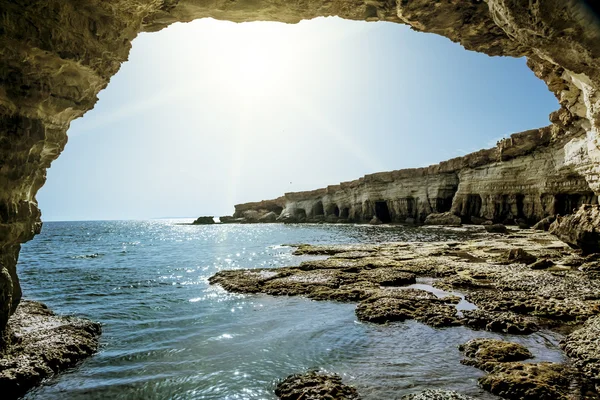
<box><xmin>406</xmin><ymin>197</ymin><xmax>415</xmax><ymax>218</ymax></box>
<box><xmin>295</xmin><ymin>208</ymin><xmax>307</xmax><ymax>220</ymax></box>
<box><xmin>554</xmin><ymin>193</ymin><xmax>594</xmax><ymax>215</ymax></box>
<box><xmin>375</xmin><ymin>201</ymin><xmax>392</xmax><ymax>223</ymax></box>
<box><xmin>516</xmin><ymin>194</ymin><xmax>525</xmax><ymax>219</ymax></box>
<box><xmin>333</xmin><ymin>206</ymin><xmax>340</xmax><ymax>217</ymax></box>
<box><xmin>340</xmin><ymin>207</ymin><xmax>350</xmax><ymax>219</ymax></box>
<box><xmin>312</xmin><ymin>201</ymin><xmax>324</xmax><ymax>217</ymax></box>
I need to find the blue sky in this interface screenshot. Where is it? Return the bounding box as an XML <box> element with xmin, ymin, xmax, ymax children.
<box><xmin>38</xmin><ymin>17</ymin><xmax>559</xmax><ymax>221</ymax></box>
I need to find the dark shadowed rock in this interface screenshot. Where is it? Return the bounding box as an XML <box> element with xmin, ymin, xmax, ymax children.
<box><xmin>192</xmin><ymin>216</ymin><xmax>215</xmax><ymax>225</ymax></box>
<box><xmin>550</xmin><ymin>205</ymin><xmax>600</xmax><ymax>254</ymax></box>
<box><xmin>275</xmin><ymin>370</ymin><xmax>360</xmax><ymax>400</ymax></box>
<box><xmin>504</xmin><ymin>248</ymin><xmax>537</xmax><ymax>264</ymax></box>
<box><xmin>530</xmin><ymin>259</ymin><xmax>555</xmax><ymax>270</ymax></box>
<box><xmin>259</xmin><ymin>211</ymin><xmax>278</xmax><ymax>223</ymax></box>
<box><xmin>369</xmin><ymin>216</ymin><xmax>382</xmax><ymax>225</ymax></box>
<box><xmin>484</xmin><ymin>224</ymin><xmax>508</xmax><ymax>234</ymax></box>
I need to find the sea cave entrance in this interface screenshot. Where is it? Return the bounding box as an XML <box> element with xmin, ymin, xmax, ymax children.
<box><xmin>375</xmin><ymin>201</ymin><xmax>392</xmax><ymax>223</ymax></box>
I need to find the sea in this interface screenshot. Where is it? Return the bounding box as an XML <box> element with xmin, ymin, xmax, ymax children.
<box><xmin>18</xmin><ymin>220</ymin><xmax>565</xmax><ymax>399</ymax></box>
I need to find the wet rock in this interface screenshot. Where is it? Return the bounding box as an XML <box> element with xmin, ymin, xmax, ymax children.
<box><xmin>579</xmin><ymin>262</ymin><xmax>600</xmax><ymax>279</ymax></box>
<box><xmin>470</xmin><ymin>216</ymin><xmax>488</xmax><ymax>225</ymax></box>
<box><xmin>424</xmin><ymin>213</ymin><xmax>461</xmax><ymax>227</ymax></box>
<box><xmin>550</xmin><ymin>205</ymin><xmax>600</xmax><ymax>254</ymax></box>
<box><xmin>562</xmin><ymin>315</ymin><xmax>600</xmax><ymax>386</ymax></box>
<box><xmin>532</xmin><ymin>216</ymin><xmax>556</xmax><ymax>231</ymax></box>
<box><xmin>0</xmin><ymin>301</ymin><xmax>101</xmax><ymax>399</ymax></box>
<box><xmin>275</xmin><ymin>370</ymin><xmax>360</xmax><ymax>400</ymax></box>
<box><xmin>358</xmin><ymin>269</ymin><xmax>416</xmax><ymax>286</ymax></box>
<box><xmin>459</xmin><ymin>338</ymin><xmax>532</xmax><ymax>371</ymax></box>
<box><xmin>478</xmin><ymin>362</ymin><xmax>577</xmax><ymax>400</ymax></box>
<box><xmin>461</xmin><ymin>309</ymin><xmax>539</xmax><ymax>334</ymax></box>
<box><xmin>355</xmin><ymin>289</ymin><xmax>461</xmax><ymax>327</ymax></box>
<box><xmin>192</xmin><ymin>216</ymin><xmax>215</xmax><ymax>225</ymax></box>
<box><xmin>401</xmin><ymin>389</ymin><xmax>475</xmax><ymax>400</ymax></box>
<box><xmin>484</xmin><ymin>224</ymin><xmax>508</xmax><ymax>234</ymax></box>
<box><xmin>530</xmin><ymin>259</ymin><xmax>555</xmax><ymax>270</ymax></box>
<box><xmin>504</xmin><ymin>248</ymin><xmax>537</xmax><ymax>265</ymax></box>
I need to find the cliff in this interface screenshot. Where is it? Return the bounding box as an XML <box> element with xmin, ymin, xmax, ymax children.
<box><xmin>1</xmin><ymin>0</ymin><xmax>600</xmax><ymax>345</ymax></box>
<box><xmin>234</xmin><ymin>126</ymin><xmax>595</xmax><ymax>224</ymax></box>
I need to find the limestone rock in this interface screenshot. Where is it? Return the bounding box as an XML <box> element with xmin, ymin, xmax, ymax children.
<box><xmin>532</xmin><ymin>216</ymin><xmax>556</xmax><ymax>231</ymax></box>
<box><xmin>562</xmin><ymin>315</ymin><xmax>600</xmax><ymax>386</ymax></box>
<box><xmin>459</xmin><ymin>338</ymin><xmax>532</xmax><ymax>371</ymax></box>
<box><xmin>275</xmin><ymin>370</ymin><xmax>360</xmax><ymax>400</ymax></box>
<box><xmin>0</xmin><ymin>301</ymin><xmax>101</xmax><ymax>398</ymax></box>
<box><xmin>424</xmin><ymin>213</ymin><xmax>462</xmax><ymax>226</ymax></box>
<box><xmin>259</xmin><ymin>211</ymin><xmax>278</xmax><ymax>223</ymax></box>
<box><xmin>369</xmin><ymin>216</ymin><xmax>382</xmax><ymax>225</ymax></box>
<box><xmin>504</xmin><ymin>248</ymin><xmax>537</xmax><ymax>265</ymax></box>
<box><xmin>550</xmin><ymin>205</ymin><xmax>600</xmax><ymax>254</ymax></box>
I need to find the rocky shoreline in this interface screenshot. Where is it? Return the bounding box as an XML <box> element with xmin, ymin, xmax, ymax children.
<box><xmin>210</xmin><ymin>227</ymin><xmax>600</xmax><ymax>399</ymax></box>
<box><xmin>0</xmin><ymin>301</ymin><xmax>101</xmax><ymax>399</ymax></box>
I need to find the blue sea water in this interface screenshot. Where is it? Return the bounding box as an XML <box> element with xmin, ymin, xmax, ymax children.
<box><xmin>18</xmin><ymin>221</ymin><xmax>565</xmax><ymax>399</ymax></box>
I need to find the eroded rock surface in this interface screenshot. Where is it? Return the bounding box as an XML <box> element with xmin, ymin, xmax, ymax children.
<box><xmin>0</xmin><ymin>301</ymin><xmax>101</xmax><ymax>399</ymax></box>
<box><xmin>275</xmin><ymin>370</ymin><xmax>360</xmax><ymax>400</ymax></box>
<box><xmin>401</xmin><ymin>389</ymin><xmax>475</xmax><ymax>400</ymax></box>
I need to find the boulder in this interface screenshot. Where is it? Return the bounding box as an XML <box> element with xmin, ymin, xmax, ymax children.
<box><xmin>259</xmin><ymin>211</ymin><xmax>278</xmax><ymax>223</ymax></box>
<box><xmin>532</xmin><ymin>215</ymin><xmax>556</xmax><ymax>231</ymax></box>
<box><xmin>192</xmin><ymin>216</ymin><xmax>215</xmax><ymax>225</ymax></box>
<box><xmin>484</xmin><ymin>224</ymin><xmax>508</xmax><ymax>234</ymax></box>
<box><xmin>424</xmin><ymin>212</ymin><xmax>461</xmax><ymax>226</ymax></box>
<box><xmin>549</xmin><ymin>205</ymin><xmax>600</xmax><ymax>254</ymax></box>
<box><xmin>530</xmin><ymin>259</ymin><xmax>554</xmax><ymax>270</ymax></box>
<box><xmin>219</xmin><ymin>216</ymin><xmax>237</xmax><ymax>224</ymax></box>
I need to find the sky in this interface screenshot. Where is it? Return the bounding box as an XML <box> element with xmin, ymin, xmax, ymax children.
<box><xmin>38</xmin><ymin>17</ymin><xmax>559</xmax><ymax>221</ymax></box>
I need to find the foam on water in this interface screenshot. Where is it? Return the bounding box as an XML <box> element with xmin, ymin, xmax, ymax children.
<box><xmin>18</xmin><ymin>221</ymin><xmax>564</xmax><ymax>399</ymax></box>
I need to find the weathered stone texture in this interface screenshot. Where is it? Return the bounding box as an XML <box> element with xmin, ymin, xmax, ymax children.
<box><xmin>1</xmin><ymin>1</ymin><xmax>600</xmax><ymax>342</ymax></box>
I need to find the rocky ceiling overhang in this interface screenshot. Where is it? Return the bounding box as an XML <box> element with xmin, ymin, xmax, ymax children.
<box><xmin>1</xmin><ymin>0</ymin><xmax>600</xmax><ymax>340</ymax></box>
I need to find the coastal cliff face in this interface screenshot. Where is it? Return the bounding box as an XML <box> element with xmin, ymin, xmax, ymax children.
<box><xmin>1</xmin><ymin>1</ymin><xmax>600</xmax><ymax>341</ymax></box>
<box><xmin>237</xmin><ymin>127</ymin><xmax>596</xmax><ymax>224</ymax></box>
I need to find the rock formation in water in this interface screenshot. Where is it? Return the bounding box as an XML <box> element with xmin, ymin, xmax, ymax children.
<box><xmin>1</xmin><ymin>0</ymin><xmax>600</xmax><ymax>355</ymax></box>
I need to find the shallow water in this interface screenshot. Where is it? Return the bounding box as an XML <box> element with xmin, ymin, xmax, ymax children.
<box><xmin>18</xmin><ymin>221</ymin><xmax>565</xmax><ymax>399</ymax></box>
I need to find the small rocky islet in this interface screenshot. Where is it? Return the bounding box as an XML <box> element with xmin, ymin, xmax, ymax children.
<box><xmin>209</xmin><ymin>226</ymin><xmax>600</xmax><ymax>399</ymax></box>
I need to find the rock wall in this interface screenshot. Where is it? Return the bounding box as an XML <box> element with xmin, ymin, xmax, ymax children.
<box><xmin>236</xmin><ymin>126</ymin><xmax>596</xmax><ymax>224</ymax></box>
<box><xmin>1</xmin><ymin>0</ymin><xmax>600</xmax><ymax>340</ymax></box>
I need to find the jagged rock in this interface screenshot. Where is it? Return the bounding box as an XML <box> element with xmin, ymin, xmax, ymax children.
<box><xmin>355</xmin><ymin>289</ymin><xmax>462</xmax><ymax>327</ymax></box>
<box><xmin>219</xmin><ymin>216</ymin><xmax>237</xmax><ymax>223</ymax></box>
<box><xmin>192</xmin><ymin>216</ymin><xmax>215</xmax><ymax>225</ymax></box>
<box><xmin>562</xmin><ymin>315</ymin><xmax>600</xmax><ymax>386</ymax></box>
<box><xmin>401</xmin><ymin>390</ymin><xmax>475</xmax><ymax>400</ymax></box>
<box><xmin>424</xmin><ymin>213</ymin><xmax>462</xmax><ymax>226</ymax></box>
<box><xmin>484</xmin><ymin>224</ymin><xmax>508</xmax><ymax>234</ymax></box>
<box><xmin>532</xmin><ymin>215</ymin><xmax>556</xmax><ymax>231</ymax></box>
<box><xmin>461</xmin><ymin>310</ymin><xmax>538</xmax><ymax>334</ymax></box>
<box><xmin>550</xmin><ymin>205</ymin><xmax>600</xmax><ymax>254</ymax></box>
<box><xmin>478</xmin><ymin>362</ymin><xmax>577</xmax><ymax>400</ymax></box>
<box><xmin>275</xmin><ymin>371</ymin><xmax>360</xmax><ymax>400</ymax></box>
<box><xmin>0</xmin><ymin>301</ymin><xmax>101</xmax><ymax>399</ymax></box>
<box><xmin>459</xmin><ymin>338</ymin><xmax>532</xmax><ymax>371</ymax></box>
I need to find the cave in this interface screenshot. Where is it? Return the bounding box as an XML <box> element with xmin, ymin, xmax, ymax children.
<box><xmin>340</xmin><ymin>207</ymin><xmax>350</xmax><ymax>219</ymax></box>
<box><xmin>295</xmin><ymin>208</ymin><xmax>307</xmax><ymax>221</ymax></box>
<box><xmin>312</xmin><ymin>201</ymin><xmax>324</xmax><ymax>217</ymax></box>
<box><xmin>333</xmin><ymin>206</ymin><xmax>340</xmax><ymax>217</ymax></box>
<box><xmin>375</xmin><ymin>201</ymin><xmax>392</xmax><ymax>223</ymax></box>
<box><xmin>554</xmin><ymin>193</ymin><xmax>595</xmax><ymax>215</ymax></box>
<box><xmin>2</xmin><ymin>1</ymin><xmax>600</xmax><ymax>396</ymax></box>
<box><xmin>435</xmin><ymin>196</ymin><xmax>454</xmax><ymax>213</ymax></box>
